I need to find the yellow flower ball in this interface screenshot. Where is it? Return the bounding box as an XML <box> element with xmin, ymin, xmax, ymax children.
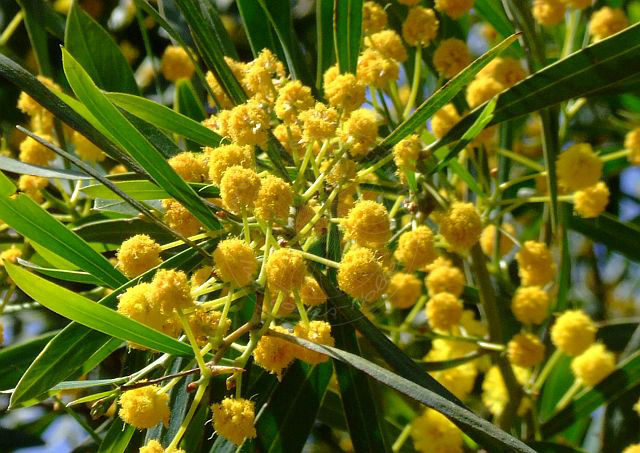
<box><xmin>551</xmin><ymin>310</ymin><xmax>597</xmax><ymax>356</ymax></box>
<box><xmin>0</xmin><ymin>246</ymin><xmax>22</xmax><ymax>267</ymax></box>
<box><xmin>19</xmin><ymin>135</ymin><xmax>56</xmax><ymax>166</ymax></box>
<box><xmin>299</xmin><ymin>102</ymin><xmax>339</xmax><ymax>142</ymax></box>
<box><xmin>188</xmin><ymin>308</ymin><xmax>229</xmax><ymax>346</ymax></box>
<box><xmin>478</xmin><ymin>57</ymin><xmax>527</xmax><ymax>87</ymax></box>
<box><xmin>322</xmin><ymin>158</ymin><xmax>357</xmax><ymax>186</ymax></box>
<box><xmin>623</xmin><ymin>445</ymin><xmax>640</xmax><ymax>453</ymax></box>
<box><xmin>625</xmin><ymin>127</ymin><xmax>640</xmax><ymax>165</ymax></box>
<box><xmin>119</xmin><ymin>385</ymin><xmax>170</xmax><ymax>429</ymax></box>
<box><xmin>340</xmin><ymin>109</ymin><xmax>379</xmax><ymax>158</ymax></box>
<box><xmin>434</xmin><ymin>0</ymin><xmax>474</xmax><ymax>19</ymax></box>
<box><xmin>207</xmin><ymin>144</ymin><xmax>253</xmax><ymax>185</ymax></box>
<box><xmin>426</xmin><ymin>265</ymin><xmax>465</xmax><ymax>297</ymax></box>
<box><xmin>426</xmin><ymin>292</ymin><xmax>463</xmax><ymax>331</ymax></box>
<box><xmin>356</xmin><ymin>48</ymin><xmax>400</xmax><ymax>89</ymax></box>
<box><xmin>533</xmin><ymin>0</ymin><xmax>566</xmax><ymax>26</ymax></box>
<box><xmin>556</xmin><ymin>143</ymin><xmax>602</xmax><ymax>191</ymax></box>
<box><xmin>511</xmin><ymin>286</ymin><xmax>549</xmax><ymax>325</ymax></box>
<box><xmin>17</xmin><ymin>76</ymin><xmax>60</xmax><ymax>117</ymax></box>
<box><xmin>480</xmin><ymin>223</ymin><xmax>516</xmax><ymax>257</ymax></box>
<box><xmin>227</xmin><ymin>99</ymin><xmax>270</xmax><ymax>147</ymax></box>
<box><xmin>482</xmin><ymin>365</ymin><xmax>530</xmax><ymax>417</ymax></box>
<box><xmin>212</xmin><ymin>397</ymin><xmax>257</xmax><ymax>445</ymax></box>
<box><xmin>394</xmin><ymin>226</ymin><xmax>437</xmax><ymax>272</ymax></box>
<box><xmin>149</xmin><ymin>269</ymin><xmax>193</xmax><ymax>313</ymax></box>
<box><xmin>362</xmin><ymin>1</ymin><xmax>388</xmax><ymax>35</ymax></box>
<box><xmin>466</xmin><ymin>77</ymin><xmax>504</xmax><ymax>109</ymax></box>
<box><xmin>365</xmin><ymin>30</ymin><xmax>408</xmax><ymax>62</ymax></box>
<box><xmin>571</xmin><ymin>343</ymin><xmax>616</xmax><ymax>387</ymax></box>
<box><xmin>162</xmin><ymin>199</ymin><xmax>202</xmax><ymax>237</ymax></box>
<box><xmin>220</xmin><ymin>166</ymin><xmax>261</xmax><ymax>213</ymax></box>
<box><xmin>139</xmin><ymin>439</ymin><xmax>185</xmax><ymax>453</ymax></box>
<box><xmin>410</xmin><ymin>409</ymin><xmax>463</xmax><ymax>453</ymax></box>
<box><xmin>254</xmin><ymin>175</ymin><xmax>292</xmax><ymax>223</ymax></box>
<box><xmin>431</xmin><ymin>358</ymin><xmax>478</xmax><ymax>401</ymax></box>
<box><xmin>253</xmin><ymin>325</ymin><xmax>295</xmax><ymax>378</ymax></box>
<box><xmin>437</xmin><ymin>202</ymin><xmax>483</xmax><ymax>252</ymax></box>
<box><xmin>206</xmin><ymin>69</ymin><xmax>234</xmax><ymax>110</ymax></box>
<box><xmin>266</xmin><ymin>248</ymin><xmax>306</xmax><ymax>294</ymax></box>
<box><xmin>72</xmin><ymin>131</ymin><xmax>106</xmax><ymax>163</ymax></box>
<box><xmin>508</xmin><ymin>332</ymin><xmax>545</xmax><ymax>368</ymax></box>
<box><xmin>432</xmin><ymin>103</ymin><xmax>461</xmax><ymax>139</ymax></box>
<box><xmin>293</xmin><ymin>320</ymin><xmax>335</xmax><ymax>364</ymax></box>
<box><xmin>300</xmin><ymin>276</ymin><xmax>327</xmax><ymax>306</ymax></box>
<box><xmin>589</xmin><ymin>7</ymin><xmax>628</xmax><ymax>41</ymax></box>
<box><xmin>213</xmin><ymin>238</ymin><xmax>258</xmax><ymax>287</ymax></box>
<box><xmin>117</xmin><ymin>234</ymin><xmax>162</xmax><ymax>278</ymax></box>
<box><xmin>161</xmin><ymin>45</ymin><xmax>194</xmax><ymax>82</ymax></box>
<box><xmin>169</xmin><ymin>152</ymin><xmax>208</xmax><ymax>183</ymax></box>
<box><xmin>273</xmin><ymin>123</ymin><xmax>304</xmax><ymax>158</ymax></box>
<box><xmin>386</xmin><ymin>272</ymin><xmax>422</xmax><ymax>309</ymax></box>
<box><xmin>433</xmin><ymin>38</ymin><xmax>471</xmax><ymax>79</ymax></box>
<box><xmin>295</xmin><ymin>200</ymin><xmax>327</xmax><ymax>235</ymax></box>
<box><xmin>516</xmin><ymin>240</ymin><xmax>556</xmax><ymax>286</ymax></box>
<box><xmin>337</xmin><ymin>247</ymin><xmax>388</xmax><ymax>302</ymax></box>
<box><xmin>324</xmin><ymin>73</ymin><xmax>366</xmax><ymax>112</ymax></box>
<box><xmin>274</xmin><ymin>80</ymin><xmax>315</xmax><ymax>123</ymax></box>
<box><xmin>342</xmin><ymin>200</ymin><xmax>390</xmax><ymax>248</ymax></box>
<box><xmin>18</xmin><ymin>175</ymin><xmax>48</xmax><ymax>202</ymax></box>
<box><xmin>574</xmin><ymin>182</ymin><xmax>609</xmax><ymax>218</ymax></box>
<box><xmin>393</xmin><ymin>134</ymin><xmax>422</xmax><ymax>170</ymax></box>
<box><xmin>402</xmin><ymin>7</ymin><xmax>439</xmax><ymax>47</ymax></box>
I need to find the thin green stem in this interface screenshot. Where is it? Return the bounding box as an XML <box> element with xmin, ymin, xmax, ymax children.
<box><xmin>167</xmin><ymin>380</ymin><xmax>208</xmax><ymax>450</ymax></box>
<box><xmin>392</xmin><ymin>424</ymin><xmax>412</xmax><ymax>452</ymax></box>
<box><xmin>176</xmin><ymin>308</ymin><xmax>209</xmax><ymax>375</ymax></box>
<box><xmin>403</xmin><ymin>46</ymin><xmax>422</xmax><ymax>119</ymax></box>
<box><xmin>299</xmin><ymin>250</ymin><xmax>340</xmax><ymax>269</ymax></box>
<box><xmin>0</xmin><ymin>11</ymin><xmax>23</xmax><ymax>46</ymax></box>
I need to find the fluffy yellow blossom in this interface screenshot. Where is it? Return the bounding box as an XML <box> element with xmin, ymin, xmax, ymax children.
<box><xmin>426</xmin><ymin>292</ymin><xmax>463</xmax><ymax>331</ymax></box>
<box><xmin>574</xmin><ymin>182</ymin><xmax>609</xmax><ymax>218</ymax></box>
<box><xmin>117</xmin><ymin>234</ymin><xmax>162</xmax><ymax>278</ymax></box>
<box><xmin>227</xmin><ymin>99</ymin><xmax>269</xmax><ymax>147</ymax></box>
<box><xmin>161</xmin><ymin>46</ymin><xmax>194</xmax><ymax>81</ymax></box>
<box><xmin>437</xmin><ymin>202</ymin><xmax>483</xmax><ymax>252</ymax></box>
<box><xmin>340</xmin><ymin>109</ymin><xmax>379</xmax><ymax>158</ymax></box>
<box><xmin>0</xmin><ymin>246</ymin><xmax>22</xmax><ymax>266</ymax></box>
<box><xmin>206</xmin><ymin>69</ymin><xmax>234</xmax><ymax>110</ymax></box>
<box><xmin>295</xmin><ymin>200</ymin><xmax>327</xmax><ymax>234</ymax></box>
<box><xmin>433</xmin><ymin>362</ymin><xmax>477</xmax><ymax>401</ymax></box>
<box><xmin>433</xmin><ymin>38</ymin><xmax>471</xmax><ymax>79</ymax></box>
<box><xmin>162</xmin><ymin>199</ymin><xmax>202</xmax><ymax>237</ymax></box>
<box><xmin>300</xmin><ymin>276</ymin><xmax>327</xmax><ymax>306</ymax></box>
<box><xmin>623</xmin><ymin>445</ymin><xmax>640</xmax><ymax>453</ymax></box>
<box><xmin>571</xmin><ymin>343</ymin><xmax>615</xmax><ymax>387</ymax></box>
<box><xmin>508</xmin><ymin>333</ymin><xmax>545</xmax><ymax>368</ymax></box>
<box><xmin>402</xmin><ymin>7</ymin><xmax>439</xmax><ymax>47</ymax></box>
<box><xmin>213</xmin><ymin>238</ymin><xmax>257</xmax><ymax>287</ymax></box>
<box><xmin>119</xmin><ymin>385</ymin><xmax>170</xmax><ymax>429</ymax></box>
<box><xmin>356</xmin><ymin>48</ymin><xmax>399</xmax><ymax>88</ymax></box>
<box><xmin>149</xmin><ymin>269</ymin><xmax>193</xmax><ymax>313</ymax></box>
<box><xmin>72</xmin><ymin>131</ymin><xmax>106</xmax><ymax>162</ymax></box>
<box><xmin>426</xmin><ymin>265</ymin><xmax>464</xmax><ymax>297</ymax></box>
<box><xmin>189</xmin><ymin>308</ymin><xmax>229</xmax><ymax>346</ymax></box>
<box><xmin>299</xmin><ymin>102</ymin><xmax>339</xmax><ymax>142</ymax></box>
<box><xmin>293</xmin><ymin>320</ymin><xmax>335</xmax><ymax>364</ymax></box>
<box><xmin>589</xmin><ymin>7</ymin><xmax>628</xmax><ymax>41</ymax></box>
<box><xmin>394</xmin><ymin>227</ymin><xmax>437</xmax><ymax>272</ymax></box>
<box><xmin>220</xmin><ymin>166</ymin><xmax>261</xmax><ymax>213</ymax></box>
<box><xmin>254</xmin><ymin>175</ymin><xmax>292</xmax><ymax>223</ymax></box>
<box><xmin>212</xmin><ymin>397</ymin><xmax>256</xmax><ymax>445</ymax></box>
<box><xmin>466</xmin><ymin>77</ymin><xmax>504</xmax><ymax>108</ymax></box>
<box><xmin>273</xmin><ymin>123</ymin><xmax>304</xmax><ymax>158</ymax></box>
<box><xmin>169</xmin><ymin>152</ymin><xmax>208</xmax><ymax>183</ymax></box>
<box><xmin>435</xmin><ymin>0</ymin><xmax>474</xmax><ymax>19</ymax></box>
<box><xmin>139</xmin><ymin>439</ymin><xmax>185</xmax><ymax>453</ymax></box>
<box><xmin>511</xmin><ymin>286</ymin><xmax>549</xmax><ymax>325</ymax></box>
<box><xmin>480</xmin><ymin>223</ymin><xmax>516</xmax><ymax>257</ymax></box>
<box><xmin>337</xmin><ymin>247</ymin><xmax>388</xmax><ymax>302</ymax></box>
<box><xmin>274</xmin><ymin>80</ymin><xmax>314</xmax><ymax>123</ymax></box>
<box><xmin>324</xmin><ymin>73</ymin><xmax>366</xmax><ymax>112</ymax></box>
<box><xmin>432</xmin><ymin>104</ymin><xmax>461</xmax><ymax>139</ymax></box>
<box><xmin>556</xmin><ymin>143</ymin><xmax>602</xmax><ymax>191</ymax></box>
<box><xmin>386</xmin><ymin>272</ymin><xmax>422</xmax><ymax>309</ymax></box>
<box><xmin>365</xmin><ymin>30</ymin><xmax>408</xmax><ymax>63</ymax></box>
<box><xmin>266</xmin><ymin>248</ymin><xmax>306</xmax><ymax>294</ymax></box>
<box><xmin>516</xmin><ymin>240</ymin><xmax>556</xmax><ymax>286</ymax></box>
<box><xmin>17</xmin><ymin>76</ymin><xmax>60</xmax><ymax>118</ymax></box>
<box><xmin>393</xmin><ymin>135</ymin><xmax>421</xmax><ymax>170</ymax></box>
<box><xmin>253</xmin><ymin>325</ymin><xmax>295</xmax><ymax>378</ymax></box>
<box><xmin>362</xmin><ymin>1</ymin><xmax>388</xmax><ymax>35</ymax></box>
<box><xmin>625</xmin><ymin>128</ymin><xmax>640</xmax><ymax>165</ymax></box>
<box><xmin>533</xmin><ymin>0</ymin><xmax>566</xmax><ymax>26</ymax></box>
<box><xmin>342</xmin><ymin>200</ymin><xmax>390</xmax><ymax>248</ymax></box>
<box><xmin>482</xmin><ymin>365</ymin><xmax>530</xmax><ymax>417</ymax></box>
<box><xmin>18</xmin><ymin>175</ymin><xmax>48</xmax><ymax>202</ymax></box>
<box><xmin>551</xmin><ymin>310</ymin><xmax>597</xmax><ymax>356</ymax></box>
<box><xmin>207</xmin><ymin>144</ymin><xmax>253</xmax><ymax>185</ymax></box>
<box><xmin>322</xmin><ymin>158</ymin><xmax>357</xmax><ymax>186</ymax></box>
<box><xmin>19</xmin><ymin>136</ymin><xmax>55</xmax><ymax>166</ymax></box>
<box><xmin>478</xmin><ymin>57</ymin><xmax>527</xmax><ymax>87</ymax></box>
<box><xmin>410</xmin><ymin>409</ymin><xmax>463</xmax><ymax>453</ymax></box>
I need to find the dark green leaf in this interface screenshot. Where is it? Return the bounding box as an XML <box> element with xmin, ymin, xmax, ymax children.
<box><xmin>568</xmin><ymin>212</ymin><xmax>640</xmax><ymax>262</ymax></box>
<box><xmin>237</xmin><ymin>0</ymin><xmax>284</xmax><ymax>61</ymax></box>
<box><xmin>175</xmin><ymin>79</ymin><xmax>206</xmax><ymax>122</ymax></box>
<box><xmin>16</xmin><ymin>0</ymin><xmax>52</xmax><ymax>76</ymax></box>
<box><xmin>334</xmin><ymin>0</ymin><xmax>363</xmax><ymax>74</ymax></box>
<box><xmin>74</xmin><ymin>218</ymin><xmax>175</xmax><ymax>244</ymax></box>
<box><xmin>98</xmin><ymin>418</ymin><xmax>135</xmax><ymax>453</ymax></box>
<box><xmin>17</xmin><ymin>258</ymin><xmax>103</xmax><ymax>285</ymax></box>
<box><xmin>0</xmin><ymin>156</ymin><xmax>91</xmax><ymax>180</ymax></box>
<box><xmin>0</xmin><ymin>427</ymin><xmax>44</xmax><ymax>450</ymax></box>
<box><xmin>0</xmin><ymin>331</ymin><xmax>56</xmax><ymax>391</ymax></box>
<box><xmin>81</xmin><ymin>180</ymin><xmax>219</xmax><ymax>201</ymax></box>
<box><xmin>316</xmin><ymin>0</ymin><xmax>335</xmax><ymax>91</ymax></box>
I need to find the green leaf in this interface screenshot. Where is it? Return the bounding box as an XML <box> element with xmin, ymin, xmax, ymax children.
<box><xmin>81</xmin><ymin>180</ymin><xmax>219</xmax><ymax>201</ymax></box>
<box><xmin>474</xmin><ymin>0</ymin><xmax>516</xmax><ymax>40</ymax></box>
<box><xmin>107</xmin><ymin>92</ymin><xmax>222</xmax><ymax>147</ymax></box>
<box><xmin>432</xmin><ymin>23</ymin><xmax>640</xmax><ymax>150</ymax></box>
<box><xmin>9</xmin><ymin>243</ymin><xmax>209</xmax><ymax>408</ymax></box>
<box><xmin>542</xmin><ymin>351</ymin><xmax>640</xmax><ymax>437</ymax></box>
<box><xmin>0</xmin><ymin>331</ymin><xmax>56</xmax><ymax>391</ymax></box>
<box><xmin>380</xmin><ymin>34</ymin><xmax>519</xmax><ymax>149</ymax></box>
<box><xmin>73</xmin><ymin>218</ymin><xmax>174</xmax><ymax>244</ymax></box>
<box><xmin>0</xmin><ymin>156</ymin><xmax>91</xmax><ymax>180</ymax></box>
<box><xmin>272</xmin><ymin>331</ymin><xmax>535</xmax><ymax>453</ymax></box>
<box><xmin>237</xmin><ymin>0</ymin><xmax>284</xmax><ymax>62</ymax></box>
<box><xmin>0</xmin><ymin>172</ymin><xmax>126</xmax><ymax>288</ymax></box>
<box><xmin>65</xmin><ymin>1</ymin><xmax>139</xmax><ymax>94</ymax></box>
<box><xmin>16</xmin><ymin>0</ymin><xmax>52</xmax><ymax>76</ymax></box>
<box><xmin>175</xmin><ymin>79</ymin><xmax>206</xmax><ymax>122</ymax></box>
<box><xmin>334</xmin><ymin>0</ymin><xmax>363</xmax><ymax>74</ymax></box>
<box><xmin>17</xmin><ymin>259</ymin><xmax>103</xmax><ymax>285</ymax></box>
<box><xmin>254</xmin><ymin>361</ymin><xmax>332</xmax><ymax>453</ymax></box>
<box><xmin>62</xmin><ymin>49</ymin><xmax>221</xmax><ymax>232</ymax></box>
<box><xmin>316</xmin><ymin>0</ymin><xmax>335</xmax><ymax>91</ymax></box>
<box><xmin>6</xmin><ymin>263</ymin><xmax>193</xmax><ymax>357</ymax></box>
<box><xmin>98</xmin><ymin>418</ymin><xmax>135</xmax><ymax>453</ymax></box>
<box><xmin>568</xmin><ymin>212</ymin><xmax>640</xmax><ymax>262</ymax></box>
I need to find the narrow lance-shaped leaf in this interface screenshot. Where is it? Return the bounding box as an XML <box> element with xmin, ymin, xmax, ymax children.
<box><xmin>334</xmin><ymin>0</ymin><xmax>363</xmax><ymax>74</ymax></box>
